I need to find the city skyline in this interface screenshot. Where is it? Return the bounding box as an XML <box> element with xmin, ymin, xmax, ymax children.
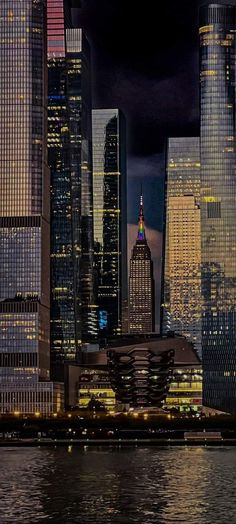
<box><xmin>0</xmin><ymin>0</ymin><xmax>236</xmax><ymax>417</ymax></box>
<box><xmin>71</xmin><ymin>0</ymin><xmax>236</xmax><ymax>319</ymax></box>
<box><xmin>1</xmin><ymin>4</ymin><xmax>236</xmax><ymax>521</ymax></box>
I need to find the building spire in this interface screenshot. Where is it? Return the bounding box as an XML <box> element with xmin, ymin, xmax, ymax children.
<box><xmin>137</xmin><ymin>186</ymin><xmax>145</xmax><ymax>241</ymax></box>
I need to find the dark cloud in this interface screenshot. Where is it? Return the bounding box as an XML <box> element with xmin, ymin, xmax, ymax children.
<box><xmin>72</xmin><ymin>0</ymin><xmax>202</xmax><ymax>156</ymax></box>
<box><xmin>72</xmin><ymin>0</ymin><xmax>236</xmax><ymax>157</ymax></box>
<box><xmin>128</xmin><ymin>154</ymin><xmax>164</xmax><ymax>180</ymax></box>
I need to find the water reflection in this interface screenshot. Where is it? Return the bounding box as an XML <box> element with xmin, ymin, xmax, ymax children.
<box><xmin>0</xmin><ymin>447</ymin><xmax>236</xmax><ymax>523</ymax></box>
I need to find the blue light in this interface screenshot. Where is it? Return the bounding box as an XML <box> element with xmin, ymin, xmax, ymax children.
<box><xmin>99</xmin><ymin>310</ymin><xmax>108</xmax><ymax>330</ymax></box>
<box><xmin>48</xmin><ymin>95</ymin><xmax>66</xmax><ymax>100</ymax></box>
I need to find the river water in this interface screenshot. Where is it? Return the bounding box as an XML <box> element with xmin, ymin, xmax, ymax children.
<box><xmin>0</xmin><ymin>446</ymin><xmax>235</xmax><ymax>523</ymax></box>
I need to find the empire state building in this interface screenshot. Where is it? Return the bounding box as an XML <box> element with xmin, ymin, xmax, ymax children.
<box><xmin>128</xmin><ymin>194</ymin><xmax>155</xmax><ymax>334</ymax></box>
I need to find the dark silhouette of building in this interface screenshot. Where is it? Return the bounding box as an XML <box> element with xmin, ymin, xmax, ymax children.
<box><xmin>92</xmin><ymin>109</ymin><xmax>127</xmax><ymax>337</ymax></box>
<box><xmin>48</xmin><ymin>2</ymin><xmax>98</xmax><ymax>381</ymax></box>
<box><xmin>128</xmin><ymin>194</ymin><xmax>155</xmax><ymax>334</ymax></box>
<box><xmin>108</xmin><ymin>346</ymin><xmax>174</xmax><ymax>407</ymax></box>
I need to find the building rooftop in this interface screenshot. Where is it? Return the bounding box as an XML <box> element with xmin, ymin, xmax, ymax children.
<box><xmin>80</xmin><ymin>334</ymin><xmax>201</xmax><ymax>368</ymax></box>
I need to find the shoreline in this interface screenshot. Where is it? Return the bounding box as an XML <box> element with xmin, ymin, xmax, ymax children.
<box><xmin>1</xmin><ymin>438</ymin><xmax>236</xmax><ymax>447</ymax></box>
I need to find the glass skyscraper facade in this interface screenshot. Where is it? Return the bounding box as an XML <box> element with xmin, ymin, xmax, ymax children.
<box><xmin>73</xmin><ymin>31</ymin><xmax>98</xmax><ymax>342</ymax></box>
<box><xmin>129</xmin><ymin>195</ymin><xmax>155</xmax><ymax>334</ymax></box>
<box><xmin>48</xmin><ymin>3</ymin><xmax>97</xmax><ymax>380</ymax></box>
<box><xmin>92</xmin><ymin>109</ymin><xmax>127</xmax><ymax>337</ymax></box>
<box><xmin>200</xmin><ymin>4</ymin><xmax>236</xmax><ymax>412</ymax></box>
<box><xmin>162</xmin><ymin>138</ymin><xmax>201</xmax><ymax>356</ymax></box>
<box><xmin>47</xmin><ymin>0</ymin><xmax>79</xmax><ymax>381</ymax></box>
<box><xmin>0</xmin><ymin>0</ymin><xmax>63</xmax><ymax>414</ymax></box>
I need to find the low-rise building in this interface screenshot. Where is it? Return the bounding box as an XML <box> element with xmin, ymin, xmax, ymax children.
<box><xmin>0</xmin><ymin>382</ymin><xmax>64</xmax><ymax>417</ymax></box>
<box><xmin>166</xmin><ymin>367</ymin><xmax>202</xmax><ymax>413</ymax></box>
<box><xmin>76</xmin><ymin>334</ymin><xmax>202</xmax><ymax>413</ymax></box>
<box><xmin>78</xmin><ymin>369</ymin><xmax>116</xmax><ymax>412</ymax></box>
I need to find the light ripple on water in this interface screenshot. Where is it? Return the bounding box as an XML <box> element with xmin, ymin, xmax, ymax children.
<box><xmin>0</xmin><ymin>446</ymin><xmax>235</xmax><ymax>523</ymax></box>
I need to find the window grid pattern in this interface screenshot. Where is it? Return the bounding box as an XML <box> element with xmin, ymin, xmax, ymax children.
<box><xmin>48</xmin><ymin>18</ymin><xmax>82</xmax><ymax>379</ymax></box>
<box><xmin>0</xmin><ymin>382</ymin><xmax>63</xmax><ymax>415</ymax></box>
<box><xmin>129</xmin><ymin>199</ymin><xmax>155</xmax><ymax>334</ymax></box>
<box><xmin>200</xmin><ymin>5</ymin><xmax>236</xmax><ymax>413</ymax></box>
<box><xmin>0</xmin><ymin>1</ymin><xmax>46</xmax><ymax>216</ymax></box>
<box><xmin>0</xmin><ymin>1</ymin><xmax>51</xmax><ymax>414</ymax></box>
<box><xmin>162</xmin><ymin>137</ymin><xmax>201</xmax><ymax>357</ymax></box>
<box><xmin>47</xmin><ymin>0</ymin><xmax>66</xmax><ymax>58</ymax></box>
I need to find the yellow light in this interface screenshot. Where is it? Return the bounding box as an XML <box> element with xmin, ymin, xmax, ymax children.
<box><xmin>202</xmin><ymin>196</ymin><xmax>220</xmax><ymax>203</ymax></box>
<box><xmin>144</xmin><ymin>414</ymin><xmax>148</xmax><ymax>420</ymax></box>
<box><xmin>201</xmin><ymin>70</ymin><xmax>216</xmax><ymax>77</ymax></box>
<box><xmin>199</xmin><ymin>25</ymin><xmax>213</xmax><ymax>34</ymax></box>
<box><xmin>35</xmin><ymin>412</ymin><xmax>40</xmax><ymax>417</ymax></box>
<box><xmin>53</xmin><ymin>413</ymin><xmax>57</xmax><ymax>418</ymax></box>
<box><xmin>133</xmin><ymin>413</ymin><xmax>139</xmax><ymax>418</ymax></box>
<box><xmin>67</xmin><ymin>413</ymin><xmax>72</xmax><ymax>418</ymax></box>
<box><xmin>14</xmin><ymin>411</ymin><xmax>20</xmax><ymax>416</ymax></box>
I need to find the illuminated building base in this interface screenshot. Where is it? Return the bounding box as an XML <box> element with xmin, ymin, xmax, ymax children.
<box><xmin>78</xmin><ymin>369</ymin><xmax>116</xmax><ymax>411</ymax></box>
<box><xmin>0</xmin><ymin>382</ymin><xmax>64</xmax><ymax>416</ymax></box>
<box><xmin>165</xmin><ymin>367</ymin><xmax>202</xmax><ymax>413</ymax></box>
<box><xmin>76</xmin><ymin>335</ymin><xmax>202</xmax><ymax>412</ymax></box>
<box><xmin>77</xmin><ymin>365</ymin><xmax>202</xmax><ymax>414</ymax></box>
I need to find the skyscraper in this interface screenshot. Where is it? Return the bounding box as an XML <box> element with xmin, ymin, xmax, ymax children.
<box><xmin>200</xmin><ymin>4</ymin><xmax>236</xmax><ymax>412</ymax></box>
<box><xmin>162</xmin><ymin>138</ymin><xmax>201</xmax><ymax>356</ymax></box>
<box><xmin>48</xmin><ymin>2</ymin><xmax>97</xmax><ymax>381</ymax></box>
<box><xmin>0</xmin><ymin>0</ymin><xmax>63</xmax><ymax>414</ymax></box>
<box><xmin>47</xmin><ymin>0</ymin><xmax>79</xmax><ymax>381</ymax></box>
<box><xmin>92</xmin><ymin>109</ymin><xmax>127</xmax><ymax>337</ymax></box>
<box><xmin>69</xmin><ymin>30</ymin><xmax>98</xmax><ymax>342</ymax></box>
<box><xmin>129</xmin><ymin>195</ymin><xmax>155</xmax><ymax>334</ymax></box>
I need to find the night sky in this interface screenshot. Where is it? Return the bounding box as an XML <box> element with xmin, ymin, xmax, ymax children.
<box><xmin>71</xmin><ymin>0</ymin><xmax>235</xmax><ymax>327</ymax></box>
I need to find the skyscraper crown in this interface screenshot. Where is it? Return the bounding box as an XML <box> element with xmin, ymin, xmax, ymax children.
<box><xmin>137</xmin><ymin>190</ymin><xmax>145</xmax><ymax>241</ymax></box>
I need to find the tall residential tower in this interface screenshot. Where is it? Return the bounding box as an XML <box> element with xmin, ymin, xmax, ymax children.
<box><xmin>200</xmin><ymin>4</ymin><xmax>236</xmax><ymax>412</ymax></box>
<box><xmin>162</xmin><ymin>138</ymin><xmax>201</xmax><ymax>356</ymax></box>
<box><xmin>129</xmin><ymin>195</ymin><xmax>155</xmax><ymax>334</ymax></box>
